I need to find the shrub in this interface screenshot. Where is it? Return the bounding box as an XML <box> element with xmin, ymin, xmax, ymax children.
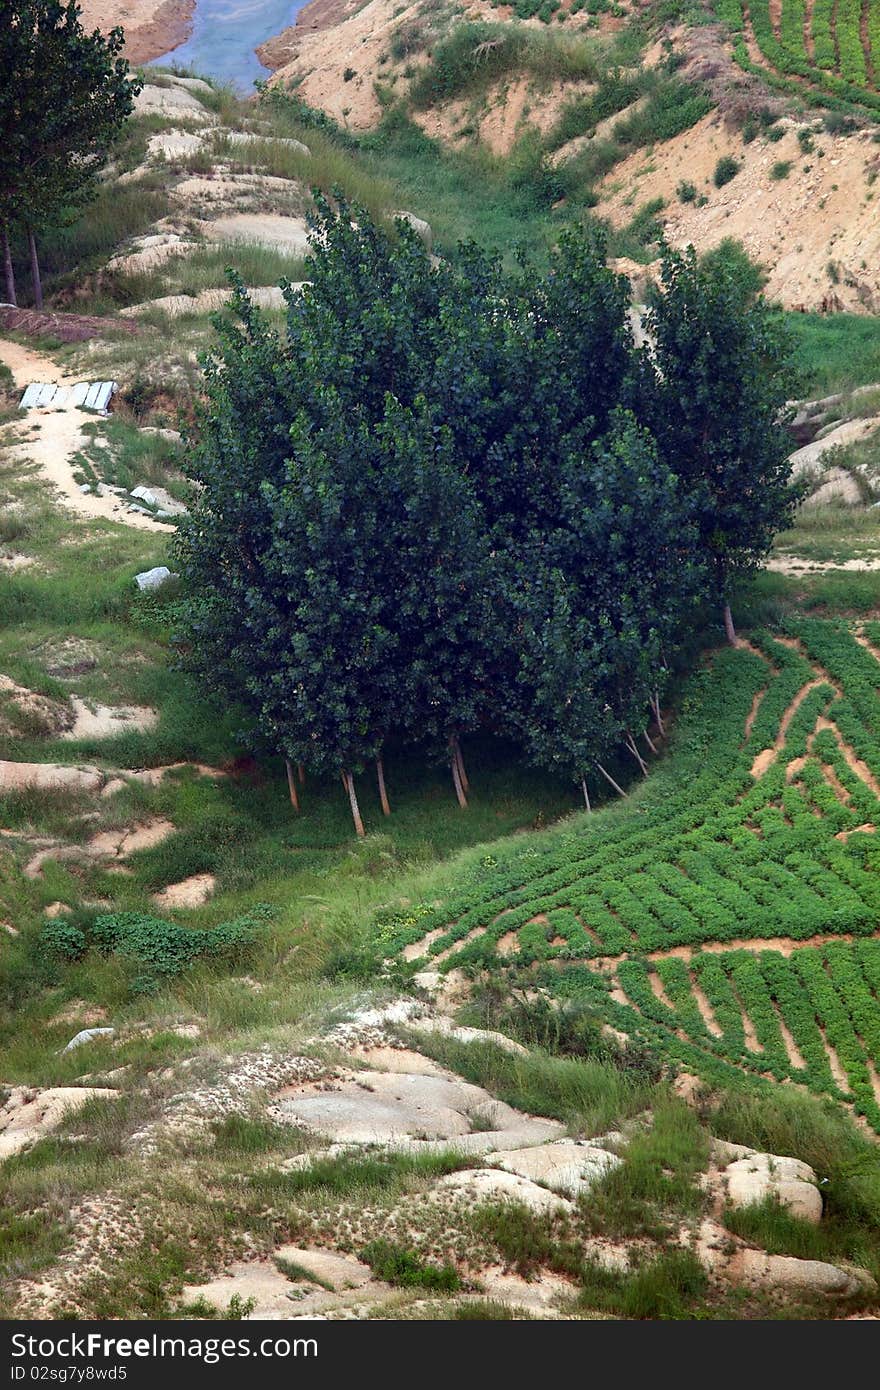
<box><xmin>360</xmin><ymin>1240</ymin><xmax>461</xmax><ymax>1290</ymax></box>
<box><xmin>39</xmin><ymin>907</ymin><xmax>269</xmax><ymax>992</ymax></box>
<box><xmin>39</xmin><ymin>919</ymin><xmax>87</xmax><ymax>961</ymax></box>
<box><xmin>713</xmin><ymin>155</ymin><xmax>741</xmax><ymax>187</ymax></box>
<box><xmin>770</xmin><ymin>160</ymin><xmax>793</xmax><ymax>179</ymax></box>
<box><xmin>676</xmin><ymin>179</ymin><xmax>698</xmax><ymax>202</ymax></box>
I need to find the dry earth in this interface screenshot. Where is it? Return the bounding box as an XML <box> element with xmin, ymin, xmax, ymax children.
<box><xmin>0</xmin><ymin>339</ymin><xmax>166</xmax><ymax>531</ymax></box>
<box><xmin>78</xmin><ymin>0</ymin><xmax>195</xmax><ymax>64</ymax></box>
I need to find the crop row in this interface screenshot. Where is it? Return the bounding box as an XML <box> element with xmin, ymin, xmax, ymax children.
<box><xmin>718</xmin><ymin>0</ymin><xmax>880</xmax><ymax>108</ymax></box>
<box><xmin>602</xmin><ymin>942</ymin><xmax>880</xmax><ymax>1125</ymax></box>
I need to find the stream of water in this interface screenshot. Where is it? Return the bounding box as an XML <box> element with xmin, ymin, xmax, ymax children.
<box><xmin>151</xmin><ymin>0</ymin><xmax>307</xmax><ymax>92</ymax></box>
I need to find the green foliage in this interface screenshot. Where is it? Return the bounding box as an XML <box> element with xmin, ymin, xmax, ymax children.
<box><xmin>388</xmin><ymin>616</ymin><xmax>880</xmax><ymax>1134</ymax></box>
<box><xmin>713</xmin><ymin>155</ymin><xmax>740</xmax><ymax>187</ymax></box>
<box><xmin>176</xmin><ymin>202</ymin><xmax>717</xmax><ymax>810</ymax></box>
<box><xmin>699</xmin><ymin>238</ymin><xmax>767</xmax><ymax>303</ymax></box>
<box><xmin>642</xmin><ymin>245</ymin><xmax>797</xmax><ymax>607</ymax></box>
<box><xmin>360</xmin><ymin>1239</ymin><xmax>462</xmax><ymax>1291</ymax></box>
<box><xmin>0</xmin><ymin>0</ymin><xmax>141</xmax><ymax>299</ymax></box>
<box><xmin>39</xmin><ymin>907</ymin><xmax>268</xmax><ymax>992</ymax></box>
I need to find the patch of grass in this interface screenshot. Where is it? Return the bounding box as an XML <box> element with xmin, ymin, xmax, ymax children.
<box><xmin>250</xmin><ymin>1148</ymin><xmax>471</xmax><ymax>1198</ymax></box>
<box><xmin>782</xmin><ymin>311</ymin><xmax>880</xmax><ymax>396</ymax></box>
<box><xmin>723</xmin><ymin>1195</ymin><xmax>829</xmax><ymax>1260</ymax></box>
<box><xmin>453</xmin><ymin>1299</ymin><xmax>532</xmax><ymax>1318</ymax></box>
<box><xmin>408</xmin><ymin>22</ymin><xmax>604</xmax><ymax>108</ymax></box>
<box><xmin>0</xmin><ymin>1208</ymin><xmax>69</xmax><ymax>1286</ymax></box>
<box><xmin>583</xmin><ymin>1095</ymin><xmax>709</xmax><ymax>1238</ymax></box>
<box><xmin>405</xmin><ymin>1034</ymin><xmax>659</xmax><ymax>1135</ymax></box>
<box><xmin>360</xmin><ymin>1238</ymin><xmax>461</xmax><ymax>1291</ymax></box>
<box><xmin>710</xmin><ymin>1086</ymin><xmax>880</xmax><ymax>1281</ymax></box>
<box><xmin>274</xmin><ymin>1256</ymin><xmax>334</xmax><ymax>1291</ymax></box>
<box><xmin>473</xmin><ymin>1201</ymin><xmax>582</xmax><ymax>1278</ymax></box>
<box><xmin>210</xmin><ymin>1113</ymin><xmax>306</xmax><ymax>1155</ymax></box>
<box><xmin>578</xmin><ymin>1247</ymin><xmax>708</xmax><ymax>1318</ymax></box>
<box><xmin>713</xmin><ymin>155</ymin><xmax>741</xmax><ymax>187</ymax></box>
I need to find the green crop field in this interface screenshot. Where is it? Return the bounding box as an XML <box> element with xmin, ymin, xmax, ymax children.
<box><xmin>392</xmin><ymin>621</ymin><xmax>880</xmax><ymax>1132</ymax></box>
<box><xmin>716</xmin><ymin>0</ymin><xmax>880</xmax><ymax>112</ymax></box>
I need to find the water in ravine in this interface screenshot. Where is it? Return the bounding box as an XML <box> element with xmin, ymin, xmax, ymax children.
<box><xmin>151</xmin><ymin>0</ymin><xmax>309</xmax><ymax>93</ymax></box>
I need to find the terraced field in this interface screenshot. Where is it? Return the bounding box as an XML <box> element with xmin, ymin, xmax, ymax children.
<box><xmin>395</xmin><ymin>621</ymin><xmax>880</xmax><ymax>1132</ymax></box>
<box><xmin>717</xmin><ymin>0</ymin><xmax>880</xmax><ymax>111</ymax></box>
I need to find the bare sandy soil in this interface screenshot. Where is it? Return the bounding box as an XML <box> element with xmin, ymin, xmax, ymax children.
<box><xmin>262</xmin><ymin>0</ymin><xmax>501</xmax><ymax>130</ymax></box>
<box><xmin>594</xmin><ymin>112</ymin><xmax>880</xmax><ymax>314</ymax></box>
<box><xmin>0</xmin><ymin>338</ymin><xmax>166</xmax><ymax>532</ymax></box>
<box><xmin>79</xmin><ymin>0</ymin><xmax>195</xmax><ymax>64</ymax></box>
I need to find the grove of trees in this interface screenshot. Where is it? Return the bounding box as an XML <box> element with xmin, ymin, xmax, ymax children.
<box><xmin>0</xmin><ymin>0</ymin><xmax>140</xmax><ymax>306</ymax></box>
<box><xmin>174</xmin><ymin>201</ymin><xmax>796</xmax><ymax>834</ymax></box>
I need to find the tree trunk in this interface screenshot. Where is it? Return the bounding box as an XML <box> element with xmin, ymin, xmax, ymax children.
<box><xmin>453</xmin><ymin>735</ymin><xmax>469</xmax><ymax>794</ymax></box>
<box><xmin>651</xmin><ymin>690</ymin><xmax>665</xmax><ymax>736</ymax></box>
<box><xmin>27</xmin><ymin>228</ymin><xmax>42</xmax><ymax>310</ymax></box>
<box><xmin>723</xmin><ymin>600</ymin><xmax>736</xmax><ymax>646</ymax></box>
<box><xmin>595</xmin><ymin>761</ymin><xmax>629</xmax><ymax>798</ymax></box>
<box><xmin>1</xmin><ymin>228</ymin><xmax>16</xmax><ymax>306</ymax></box>
<box><xmin>581</xmin><ymin>777</ymin><xmax>592</xmax><ymax>812</ymax></box>
<box><xmin>298</xmin><ymin>763</ymin><xmax>305</xmax><ymax>785</ymax></box>
<box><xmin>451</xmin><ymin>747</ymin><xmax>468</xmax><ymax>808</ymax></box>
<box><xmin>376</xmin><ymin>755</ymin><xmax>391</xmax><ymax>816</ymax></box>
<box><xmin>284</xmin><ymin>759</ymin><xmax>300</xmax><ymax>813</ymax></box>
<box><xmin>342</xmin><ymin>770</ymin><xmax>365</xmax><ymax>838</ymax></box>
<box><xmin>643</xmin><ymin>727</ymin><xmax>659</xmax><ymax>755</ymax></box>
<box><xmin>624</xmin><ymin>731</ymin><xmax>649</xmax><ymax>776</ymax></box>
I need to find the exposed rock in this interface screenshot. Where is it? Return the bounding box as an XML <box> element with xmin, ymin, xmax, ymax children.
<box><xmin>61</xmin><ymin>697</ymin><xmax>158</xmax><ymax>740</ymax></box>
<box><xmin>203</xmin><ymin>213</ymin><xmax>310</xmax><ymax>257</ymax></box>
<box><xmin>134</xmin><ymin>84</ymin><xmax>214</xmax><ymax>123</ymax></box>
<box><xmin>710</xmin><ymin>1140</ymin><xmax>823</xmax><ymax>1224</ymax></box>
<box><xmin>0</xmin><ymin>760</ymin><xmax>103</xmax><ymax>794</ymax></box>
<box><xmin>696</xmin><ymin>1217</ymin><xmax>874</xmax><ymax>1296</ymax></box>
<box><xmin>487</xmin><ymin>1138</ymin><xmax>623</xmax><ymax>1198</ymax></box>
<box><xmin>407</xmin><ymin>1015</ymin><xmax>529</xmax><ymax>1057</ymax></box>
<box><xmin>226</xmin><ymin>130</ymin><xmax>310</xmax><ymax>157</ymax></box>
<box><xmin>0</xmin><ymin>1086</ymin><xmax>117</xmax><ymax>1160</ymax></box>
<box><xmin>435</xmin><ymin>1166</ymin><xmax>573</xmax><ymax>1214</ymax></box>
<box><xmin>270</xmin><ymin>1067</ymin><xmax>565</xmax><ymax>1150</ymax></box>
<box><xmin>127</xmin><ymin>485</ymin><xmax>187</xmax><ymax>518</ymax></box>
<box><xmin>121</xmin><ymin>286</ymin><xmax>289</xmax><ymax>320</ymax></box>
<box><xmin>476</xmin><ymin>1267</ymin><xmax>577</xmax><ymax>1316</ymax></box>
<box><xmin>801</xmin><ymin>468</ymin><xmax>863</xmax><ymax>508</ymax></box>
<box><xmin>62</xmin><ymin>1027</ymin><xmax>115</xmax><ymax>1053</ymax></box>
<box><xmin>134</xmin><ymin>565</ymin><xmax>174</xmax><ymax>591</ymax></box>
<box><xmin>394</xmin><ymin>211</ymin><xmax>432</xmax><ymax>250</ymax></box>
<box><xmin>273</xmin><ymin>1245</ymin><xmax>372</xmax><ymax>1290</ymax></box>
<box><xmin>178</xmin><ymin>1252</ymin><xmax>393</xmax><ymax>1320</ymax></box>
<box><xmin>0</xmin><ymin>674</ymin><xmax>73</xmax><ymax>738</ymax></box>
<box><xmin>147</xmin><ymin>130</ymin><xmax>206</xmax><ymax>160</ymax></box>
<box><xmin>788</xmin><ymin>417</ymin><xmax>880</xmax><ymax>480</ymax></box>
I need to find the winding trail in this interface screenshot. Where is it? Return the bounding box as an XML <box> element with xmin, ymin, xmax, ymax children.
<box><xmin>0</xmin><ymin>338</ymin><xmax>164</xmax><ymax>532</ymax></box>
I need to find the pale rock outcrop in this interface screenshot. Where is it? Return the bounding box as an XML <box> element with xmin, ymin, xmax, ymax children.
<box><xmin>0</xmin><ymin>1087</ymin><xmax>117</xmax><ymax>1160</ymax></box>
<box><xmin>711</xmin><ymin>1139</ymin><xmax>823</xmax><ymax>1224</ymax></box>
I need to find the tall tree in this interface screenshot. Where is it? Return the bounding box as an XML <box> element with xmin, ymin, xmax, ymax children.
<box><xmin>0</xmin><ymin>1</ymin><xmax>140</xmax><ymax>306</ymax></box>
<box><xmin>641</xmin><ymin>246</ymin><xmax>796</xmax><ymax>643</ymax></box>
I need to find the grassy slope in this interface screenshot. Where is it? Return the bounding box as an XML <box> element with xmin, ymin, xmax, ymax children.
<box><xmin>4</xmin><ymin>42</ymin><xmax>880</xmax><ymax>1319</ymax></box>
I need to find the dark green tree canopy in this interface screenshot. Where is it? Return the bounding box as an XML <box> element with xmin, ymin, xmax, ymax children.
<box><xmin>0</xmin><ymin>1</ymin><xmax>140</xmax><ymax>302</ymax></box>
<box><xmin>175</xmin><ymin>204</ymin><xmax>794</xmax><ymax>832</ymax></box>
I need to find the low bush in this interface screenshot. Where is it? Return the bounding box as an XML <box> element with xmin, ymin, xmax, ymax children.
<box><xmin>713</xmin><ymin>155</ymin><xmax>741</xmax><ymax>187</ymax></box>
<box><xmin>360</xmin><ymin>1239</ymin><xmax>461</xmax><ymax>1291</ymax></box>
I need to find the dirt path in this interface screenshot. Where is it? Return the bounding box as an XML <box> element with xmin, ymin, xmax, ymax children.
<box><xmin>0</xmin><ymin>337</ymin><xmax>164</xmax><ymax>532</ymax></box>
